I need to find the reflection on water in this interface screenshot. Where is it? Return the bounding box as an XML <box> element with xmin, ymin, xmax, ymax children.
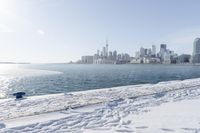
<box><xmin>0</xmin><ymin>64</ymin><xmax>61</xmax><ymax>98</ymax></box>
<box><xmin>1</xmin><ymin>64</ymin><xmax>200</xmax><ymax>99</ymax></box>
<box><xmin>0</xmin><ymin>64</ymin><xmax>19</xmax><ymax>98</ymax></box>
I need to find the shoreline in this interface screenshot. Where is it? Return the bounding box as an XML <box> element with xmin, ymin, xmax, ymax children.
<box><xmin>1</xmin><ymin>78</ymin><xmax>200</xmax><ymax>121</ymax></box>
<box><xmin>1</xmin><ymin>78</ymin><xmax>200</xmax><ymax>132</ymax></box>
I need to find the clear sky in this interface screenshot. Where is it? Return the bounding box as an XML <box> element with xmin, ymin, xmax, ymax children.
<box><xmin>0</xmin><ymin>0</ymin><xmax>200</xmax><ymax>63</ymax></box>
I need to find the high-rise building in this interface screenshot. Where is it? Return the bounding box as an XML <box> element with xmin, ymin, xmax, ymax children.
<box><xmin>106</xmin><ymin>40</ymin><xmax>109</xmax><ymax>57</ymax></box>
<box><xmin>81</xmin><ymin>56</ymin><xmax>93</xmax><ymax>64</ymax></box>
<box><xmin>152</xmin><ymin>45</ymin><xmax>156</xmax><ymax>56</ymax></box>
<box><xmin>103</xmin><ymin>47</ymin><xmax>106</xmax><ymax>57</ymax></box>
<box><xmin>144</xmin><ymin>49</ymin><xmax>148</xmax><ymax>55</ymax></box>
<box><xmin>163</xmin><ymin>53</ymin><xmax>171</xmax><ymax>64</ymax></box>
<box><xmin>113</xmin><ymin>50</ymin><xmax>117</xmax><ymax>60</ymax></box>
<box><xmin>178</xmin><ymin>54</ymin><xmax>191</xmax><ymax>64</ymax></box>
<box><xmin>147</xmin><ymin>48</ymin><xmax>151</xmax><ymax>56</ymax></box>
<box><xmin>160</xmin><ymin>44</ymin><xmax>167</xmax><ymax>51</ymax></box>
<box><xmin>135</xmin><ymin>51</ymin><xmax>140</xmax><ymax>58</ymax></box>
<box><xmin>159</xmin><ymin>44</ymin><xmax>167</xmax><ymax>61</ymax></box>
<box><xmin>97</xmin><ymin>50</ymin><xmax>100</xmax><ymax>56</ymax></box>
<box><xmin>192</xmin><ymin>38</ymin><xmax>200</xmax><ymax>63</ymax></box>
<box><xmin>109</xmin><ymin>51</ymin><xmax>113</xmax><ymax>60</ymax></box>
<box><xmin>140</xmin><ymin>47</ymin><xmax>145</xmax><ymax>57</ymax></box>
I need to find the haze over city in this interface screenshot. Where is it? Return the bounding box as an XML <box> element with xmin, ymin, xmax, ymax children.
<box><xmin>1</xmin><ymin>0</ymin><xmax>200</xmax><ymax>63</ymax></box>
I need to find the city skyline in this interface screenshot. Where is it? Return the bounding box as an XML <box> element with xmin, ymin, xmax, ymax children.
<box><xmin>80</xmin><ymin>40</ymin><xmax>193</xmax><ymax>64</ymax></box>
<box><xmin>1</xmin><ymin>0</ymin><xmax>200</xmax><ymax>63</ymax></box>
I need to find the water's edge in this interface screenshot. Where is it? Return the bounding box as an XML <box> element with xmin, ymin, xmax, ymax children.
<box><xmin>1</xmin><ymin>78</ymin><xmax>200</xmax><ymax>121</ymax></box>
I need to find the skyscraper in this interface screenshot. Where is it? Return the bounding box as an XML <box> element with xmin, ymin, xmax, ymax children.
<box><xmin>97</xmin><ymin>50</ymin><xmax>100</xmax><ymax>56</ymax></box>
<box><xmin>135</xmin><ymin>51</ymin><xmax>140</xmax><ymax>58</ymax></box>
<box><xmin>152</xmin><ymin>45</ymin><xmax>156</xmax><ymax>56</ymax></box>
<box><xmin>106</xmin><ymin>40</ymin><xmax>109</xmax><ymax>57</ymax></box>
<box><xmin>103</xmin><ymin>46</ymin><xmax>106</xmax><ymax>57</ymax></box>
<box><xmin>159</xmin><ymin>44</ymin><xmax>167</xmax><ymax>62</ymax></box>
<box><xmin>109</xmin><ymin>51</ymin><xmax>113</xmax><ymax>60</ymax></box>
<box><xmin>160</xmin><ymin>44</ymin><xmax>167</xmax><ymax>51</ymax></box>
<box><xmin>147</xmin><ymin>48</ymin><xmax>151</xmax><ymax>56</ymax></box>
<box><xmin>113</xmin><ymin>50</ymin><xmax>117</xmax><ymax>60</ymax></box>
<box><xmin>140</xmin><ymin>47</ymin><xmax>145</xmax><ymax>57</ymax></box>
<box><xmin>192</xmin><ymin>38</ymin><xmax>200</xmax><ymax>63</ymax></box>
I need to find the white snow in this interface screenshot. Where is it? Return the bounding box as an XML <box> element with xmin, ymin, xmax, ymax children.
<box><xmin>1</xmin><ymin>78</ymin><xmax>200</xmax><ymax>132</ymax></box>
<box><xmin>131</xmin><ymin>98</ymin><xmax>200</xmax><ymax>133</ymax></box>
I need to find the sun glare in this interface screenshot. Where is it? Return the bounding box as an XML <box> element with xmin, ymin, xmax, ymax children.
<box><xmin>0</xmin><ymin>64</ymin><xmax>19</xmax><ymax>74</ymax></box>
<box><xmin>0</xmin><ymin>0</ymin><xmax>16</xmax><ymax>14</ymax></box>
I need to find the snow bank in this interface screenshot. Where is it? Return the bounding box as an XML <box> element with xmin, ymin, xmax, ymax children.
<box><xmin>1</xmin><ymin>78</ymin><xmax>200</xmax><ymax>121</ymax></box>
<box><xmin>2</xmin><ymin>78</ymin><xmax>200</xmax><ymax>132</ymax></box>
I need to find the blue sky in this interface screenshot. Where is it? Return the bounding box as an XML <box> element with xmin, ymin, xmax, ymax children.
<box><xmin>0</xmin><ymin>0</ymin><xmax>200</xmax><ymax>63</ymax></box>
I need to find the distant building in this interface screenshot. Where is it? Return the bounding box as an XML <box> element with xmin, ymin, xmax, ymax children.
<box><xmin>130</xmin><ymin>58</ymin><xmax>142</xmax><ymax>64</ymax></box>
<box><xmin>140</xmin><ymin>47</ymin><xmax>145</xmax><ymax>57</ymax></box>
<box><xmin>192</xmin><ymin>38</ymin><xmax>200</xmax><ymax>63</ymax></box>
<box><xmin>160</xmin><ymin>44</ymin><xmax>167</xmax><ymax>51</ymax></box>
<box><xmin>106</xmin><ymin>42</ymin><xmax>109</xmax><ymax>57</ymax></box>
<box><xmin>108</xmin><ymin>51</ymin><xmax>113</xmax><ymax>60</ymax></box>
<box><xmin>116</xmin><ymin>53</ymin><xmax>131</xmax><ymax>64</ymax></box>
<box><xmin>170</xmin><ymin>55</ymin><xmax>178</xmax><ymax>64</ymax></box>
<box><xmin>159</xmin><ymin>44</ymin><xmax>167</xmax><ymax>62</ymax></box>
<box><xmin>135</xmin><ymin>51</ymin><xmax>140</xmax><ymax>58</ymax></box>
<box><xmin>163</xmin><ymin>52</ymin><xmax>171</xmax><ymax>64</ymax></box>
<box><xmin>93</xmin><ymin>58</ymin><xmax>116</xmax><ymax>64</ymax></box>
<box><xmin>147</xmin><ymin>48</ymin><xmax>151</xmax><ymax>56</ymax></box>
<box><xmin>143</xmin><ymin>57</ymin><xmax>161</xmax><ymax>64</ymax></box>
<box><xmin>178</xmin><ymin>54</ymin><xmax>191</xmax><ymax>64</ymax></box>
<box><xmin>151</xmin><ymin>45</ymin><xmax>156</xmax><ymax>56</ymax></box>
<box><xmin>81</xmin><ymin>56</ymin><xmax>93</xmax><ymax>64</ymax></box>
<box><xmin>144</xmin><ymin>49</ymin><xmax>148</xmax><ymax>56</ymax></box>
<box><xmin>97</xmin><ymin>50</ymin><xmax>100</xmax><ymax>56</ymax></box>
<box><xmin>113</xmin><ymin>50</ymin><xmax>117</xmax><ymax>60</ymax></box>
<box><xmin>103</xmin><ymin>47</ymin><xmax>106</xmax><ymax>57</ymax></box>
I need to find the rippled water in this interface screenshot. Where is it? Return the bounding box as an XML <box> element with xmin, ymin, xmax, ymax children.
<box><xmin>1</xmin><ymin>64</ymin><xmax>200</xmax><ymax>98</ymax></box>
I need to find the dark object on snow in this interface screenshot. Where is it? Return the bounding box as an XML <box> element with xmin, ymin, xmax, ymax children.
<box><xmin>13</xmin><ymin>92</ymin><xmax>26</xmax><ymax>99</ymax></box>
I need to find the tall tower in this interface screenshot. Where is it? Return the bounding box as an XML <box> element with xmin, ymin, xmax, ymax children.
<box><xmin>106</xmin><ymin>39</ymin><xmax>108</xmax><ymax>57</ymax></box>
<box><xmin>152</xmin><ymin>45</ymin><xmax>156</xmax><ymax>56</ymax></box>
<box><xmin>160</xmin><ymin>44</ymin><xmax>167</xmax><ymax>52</ymax></box>
<box><xmin>193</xmin><ymin>38</ymin><xmax>200</xmax><ymax>63</ymax></box>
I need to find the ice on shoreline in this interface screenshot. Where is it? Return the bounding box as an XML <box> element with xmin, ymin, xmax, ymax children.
<box><xmin>1</xmin><ymin>78</ymin><xmax>200</xmax><ymax>121</ymax></box>
<box><xmin>2</xmin><ymin>78</ymin><xmax>200</xmax><ymax>132</ymax></box>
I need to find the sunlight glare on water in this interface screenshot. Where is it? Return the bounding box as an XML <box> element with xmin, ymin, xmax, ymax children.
<box><xmin>0</xmin><ymin>64</ymin><xmax>20</xmax><ymax>98</ymax></box>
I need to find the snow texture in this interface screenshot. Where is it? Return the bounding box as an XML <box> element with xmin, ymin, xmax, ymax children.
<box><xmin>1</xmin><ymin>78</ymin><xmax>200</xmax><ymax>132</ymax></box>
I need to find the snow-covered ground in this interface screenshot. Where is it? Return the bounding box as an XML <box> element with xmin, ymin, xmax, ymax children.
<box><xmin>1</xmin><ymin>78</ymin><xmax>200</xmax><ymax>132</ymax></box>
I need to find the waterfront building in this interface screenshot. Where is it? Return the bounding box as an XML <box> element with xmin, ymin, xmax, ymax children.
<box><xmin>192</xmin><ymin>38</ymin><xmax>200</xmax><ymax>63</ymax></box>
<box><xmin>108</xmin><ymin>51</ymin><xmax>113</xmax><ymax>60</ymax></box>
<box><xmin>178</xmin><ymin>54</ymin><xmax>191</xmax><ymax>64</ymax></box>
<box><xmin>130</xmin><ymin>58</ymin><xmax>142</xmax><ymax>64</ymax></box>
<box><xmin>81</xmin><ymin>56</ymin><xmax>93</xmax><ymax>64</ymax></box>
<box><xmin>143</xmin><ymin>57</ymin><xmax>161</xmax><ymax>64</ymax></box>
<box><xmin>144</xmin><ymin>49</ymin><xmax>148</xmax><ymax>56</ymax></box>
<box><xmin>97</xmin><ymin>50</ymin><xmax>100</xmax><ymax>56</ymax></box>
<box><xmin>103</xmin><ymin>47</ymin><xmax>106</xmax><ymax>57</ymax></box>
<box><xmin>106</xmin><ymin>41</ymin><xmax>109</xmax><ymax>57</ymax></box>
<box><xmin>159</xmin><ymin>44</ymin><xmax>167</xmax><ymax>62</ymax></box>
<box><xmin>152</xmin><ymin>45</ymin><xmax>156</xmax><ymax>57</ymax></box>
<box><xmin>160</xmin><ymin>44</ymin><xmax>167</xmax><ymax>51</ymax></box>
<box><xmin>113</xmin><ymin>50</ymin><xmax>117</xmax><ymax>60</ymax></box>
<box><xmin>140</xmin><ymin>47</ymin><xmax>145</xmax><ymax>57</ymax></box>
<box><xmin>163</xmin><ymin>52</ymin><xmax>171</xmax><ymax>64</ymax></box>
<box><xmin>93</xmin><ymin>58</ymin><xmax>116</xmax><ymax>64</ymax></box>
<box><xmin>135</xmin><ymin>51</ymin><xmax>140</xmax><ymax>58</ymax></box>
<box><xmin>147</xmin><ymin>48</ymin><xmax>151</xmax><ymax>56</ymax></box>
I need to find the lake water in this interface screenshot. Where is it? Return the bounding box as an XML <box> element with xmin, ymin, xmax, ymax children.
<box><xmin>1</xmin><ymin>63</ymin><xmax>200</xmax><ymax>98</ymax></box>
